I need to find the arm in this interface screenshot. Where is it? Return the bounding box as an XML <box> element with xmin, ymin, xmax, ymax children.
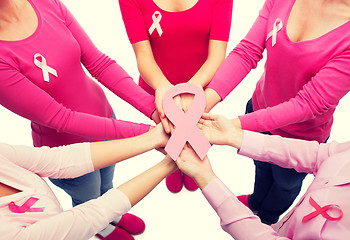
<box><xmin>55</xmin><ymin>0</ymin><xmax>156</xmax><ymax>118</ymax></box>
<box><xmin>17</xmin><ymin>155</ymin><xmax>176</xmax><ymax>240</ymax></box>
<box><xmin>0</xmin><ymin>65</ymin><xmax>149</xmax><ymax>140</ymax></box>
<box><xmin>205</xmin><ymin>0</ymin><xmax>275</xmax><ymax>111</ymax></box>
<box><xmin>176</xmin><ymin>146</ymin><xmax>287</xmax><ymax>240</ymax></box>
<box><xmin>237</xmin><ymin>49</ymin><xmax>350</xmax><ymax>133</ymax></box>
<box><xmin>199</xmin><ymin>113</ymin><xmax>343</xmax><ymax>174</ymax></box>
<box><xmin>0</xmin><ymin>123</ymin><xmax>168</xmax><ymax>178</ymax></box>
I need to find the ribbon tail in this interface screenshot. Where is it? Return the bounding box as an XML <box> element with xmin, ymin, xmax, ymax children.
<box><xmin>165</xmin><ymin>130</ymin><xmax>187</xmax><ymax>160</ymax></box>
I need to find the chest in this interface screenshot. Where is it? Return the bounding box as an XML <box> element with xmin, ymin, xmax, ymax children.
<box><xmin>286</xmin><ymin>0</ymin><xmax>350</xmax><ymax>42</ymax></box>
<box><xmin>152</xmin><ymin>0</ymin><xmax>199</xmax><ymax>12</ymax></box>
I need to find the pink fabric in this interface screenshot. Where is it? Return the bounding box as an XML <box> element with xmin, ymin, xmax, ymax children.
<box><xmin>119</xmin><ymin>0</ymin><xmax>233</xmax><ymax>94</ymax></box>
<box><xmin>203</xmin><ymin>130</ymin><xmax>350</xmax><ymax>239</ymax></box>
<box><xmin>207</xmin><ymin>0</ymin><xmax>350</xmax><ymax>142</ymax></box>
<box><xmin>0</xmin><ymin>142</ymin><xmax>131</xmax><ymax>240</ymax></box>
<box><xmin>0</xmin><ymin>0</ymin><xmax>155</xmax><ymax>148</ymax></box>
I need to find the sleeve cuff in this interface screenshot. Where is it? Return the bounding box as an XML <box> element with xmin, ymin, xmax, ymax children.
<box><xmin>202</xmin><ymin>178</ymin><xmax>233</xmax><ymax>210</ymax></box>
<box><xmin>238</xmin><ymin>130</ymin><xmax>265</xmax><ymax>160</ymax></box>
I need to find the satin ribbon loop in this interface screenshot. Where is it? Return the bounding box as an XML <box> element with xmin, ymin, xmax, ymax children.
<box><xmin>149</xmin><ymin>11</ymin><xmax>163</xmax><ymax>37</ymax></box>
<box><xmin>266</xmin><ymin>18</ymin><xmax>283</xmax><ymax>47</ymax></box>
<box><xmin>302</xmin><ymin>197</ymin><xmax>343</xmax><ymax>223</ymax></box>
<box><xmin>163</xmin><ymin>83</ymin><xmax>211</xmax><ymax>160</ymax></box>
<box><xmin>34</xmin><ymin>53</ymin><xmax>58</xmax><ymax>82</ymax></box>
<box><xmin>8</xmin><ymin>197</ymin><xmax>45</xmax><ymax>213</ymax></box>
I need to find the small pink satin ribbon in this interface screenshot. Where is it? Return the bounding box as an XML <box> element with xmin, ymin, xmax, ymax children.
<box><xmin>163</xmin><ymin>83</ymin><xmax>211</xmax><ymax>160</ymax></box>
<box><xmin>266</xmin><ymin>18</ymin><xmax>283</xmax><ymax>47</ymax></box>
<box><xmin>8</xmin><ymin>197</ymin><xmax>45</xmax><ymax>213</ymax></box>
<box><xmin>302</xmin><ymin>197</ymin><xmax>343</xmax><ymax>223</ymax></box>
<box><xmin>34</xmin><ymin>53</ymin><xmax>58</xmax><ymax>82</ymax></box>
<box><xmin>149</xmin><ymin>11</ymin><xmax>163</xmax><ymax>37</ymax></box>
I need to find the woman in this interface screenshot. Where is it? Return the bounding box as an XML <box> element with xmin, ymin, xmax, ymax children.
<box><xmin>176</xmin><ymin>113</ymin><xmax>349</xmax><ymax>239</ymax></box>
<box><xmin>204</xmin><ymin>0</ymin><xmax>350</xmax><ymax>224</ymax></box>
<box><xmin>0</xmin><ymin>123</ymin><xmax>175</xmax><ymax>240</ymax></box>
<box><xmin>0</xmin><ymin>0</ymin><xmax>158</xmax><ymax>238</ymax></box>
<box><xmin>118</xmin><ymin>0</ymin><xmax>233</xmax><ymax>192</ymax></box>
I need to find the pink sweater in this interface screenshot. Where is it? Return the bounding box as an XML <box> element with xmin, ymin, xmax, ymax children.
<box><xmin>203</xmin><ymin>131</ymin><xmax>350</xmax><ymax>239</ymax></box>
<box><xmin>119</xmin><ymin>0</ymin><xmax>233</xmax><ymax>95</ymax></box>
<box><xmin>207</xmin><ymin>0</ymin><xmax>350</xmax><ymax>142</ymax></box>
<box><xmin>0</xmin><ymin>0</ymin><xmax>155</xmax><ymax>147</ymax></box>
<box><xmin>0</xmin><ymin>142</ymin><xmax>131</xmax><ymax>240</ymax></box>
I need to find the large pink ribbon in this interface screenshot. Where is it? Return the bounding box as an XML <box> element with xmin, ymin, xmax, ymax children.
<box><xmin>8</xmin><ymin>197</ymin><xmax>44</xmax><ymax>213</ymax></box>
<box><xmin>163</xmin><ymin>83</ymin><xmax>211</xmax><ymax>160</ymax></box>
<box><xmin>266</xmin><ymin>18</ymin><xmax>283</xmax><ymax>47</ymax></box>
<box><xmin>302</xmin><ymin>197</ymin><xmax>343</xmax><ymax>223</ymax></box>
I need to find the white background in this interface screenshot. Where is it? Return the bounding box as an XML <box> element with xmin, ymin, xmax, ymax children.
<box><xmin>1</xmin><ymin>0</ymin><xmax>350</xmax><ymax>239</ymax></box>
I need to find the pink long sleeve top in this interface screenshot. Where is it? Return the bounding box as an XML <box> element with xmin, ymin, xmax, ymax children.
<box><xmin>0</xmin><ymin>142</ymin><xmax>131</xmax><ymax>240</ymax></box>
<box><xmin>0</xmin><ymin>0</ymin><xmax>156</xmax><ymax>148</ymax></box>
<box><xmin>203</xmin><ymin>130</ymin><xmax>350</xmax><ymax>239</ymax></box>
<box><xmin>119</xmin><ymin>0</ymin><xmax>233</xmax><ymax>95</ymax></box>
<box><xmin>207</xmin><ymin>0</ymin><xmax>350</xmax><ymax>142</ymax></box>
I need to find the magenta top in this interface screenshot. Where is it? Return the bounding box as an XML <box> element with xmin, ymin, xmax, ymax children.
<box><xmin>0</xmin><ymin>142</ymin><xmax>131</xmax><ymax>240</ymax></box>
<box><xmin>0</xmin><ymin>0</ymin><xmax>156</xmax><ymax>147</ymax></box>
<box><xmin>207</xmin><ymin>0</ymin><xmax>350</xmax><ymax>142</ymax></box>
<box><xmin>119</xmin><ymin>0</ymin><xmax>233</xmax><ymax>94</ymax></box>
<box><xmin>203</xmin><ymin>131</ymin><xmax>350</xmax><ymax>239</ymax></box>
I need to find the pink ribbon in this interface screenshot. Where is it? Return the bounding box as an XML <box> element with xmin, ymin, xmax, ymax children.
<box><xmin>302</xmin><ymin>197</ymin><xmax>343</xmax><ymax>223</ymax></box>
<box><xmin>8</xmin><ymin>197</ymin><xmax>44</xmax><ymax>213</ymax></box>
<box><xmin>266</xmin><ymin>18</ymin><xmax>283</xmax><ymax>47</ymax></box>
<box><xmin>163</xmin><ymin>83</ymin><xmax>211</xmax><ymax>160</ymax></box>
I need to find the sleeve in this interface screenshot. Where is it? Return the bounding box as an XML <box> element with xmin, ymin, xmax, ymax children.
<box><xmin>238</xmin><ymin>49</ymin><xmax>350</xmax><ymax>133</ymax></box>
<box><xmin>202</xmin><ymin>178</ymin><xmax>289</xmax><ymax>240</ymax></box>
<box><xmin>0</xmin><ymin>142</ymin><xmax>94</xmax><ymax>178</ymax></box>
<box><xmin>16</xmin><ymin>189</ymin><xmax>131</xmax><ymax>240</ymax></box>
<box><xmin>55</xmin><ymin>0</ymin><xmax>155</xmax><ymax>118</ymax></box>
<box><xmin>209</xmin><ymin>0</ymin><xmax>233</xmax><ymax>41</ymax></box>
<box><xmin>206</xmin><ymin>0</ymin><xmax>275</xmax><ymax>98</ymax></box>
<box><xmin>118</xmin><ymin>0</ymin><xmax>150</xmax><ymax>44</ymax></box>
<box><xmin>238</xmin><ymin>130</ymin><xmax>346</xmax><ymax>174</ymax></box>
<box><xmin>0</xmin><ymin>62</ymin><xmax>150</xmax><ymax>140</ymax></box>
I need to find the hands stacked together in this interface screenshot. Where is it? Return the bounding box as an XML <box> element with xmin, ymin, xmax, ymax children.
<box><xmin>151</xmin><ymin>84</ymin><xmax>244</xmax><ymax>190</ymax></box>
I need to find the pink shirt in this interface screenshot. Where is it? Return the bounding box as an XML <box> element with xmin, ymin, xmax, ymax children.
<box><xmin>207</xmin><ymin>0</ymin><xmax>350</xmax><ymax>142</ymax></box>
<box><xmin>0</xmin><ymin>142</ymin><xmax>131</xmax><ymax>240</ymax></box>
<box><xmin>119</xmin><ymin>0</ymin><xmax>233</xmax><ymax>94</ymax></box>
<box><xmin>0</xmin><ymin>0</ymin><xmax>156</xmax><ymax>148</ymax></box>
<box><xmin>203</xmin><ymin>131</ymin><xmax>350</xmax><ymax>239</ymax></box>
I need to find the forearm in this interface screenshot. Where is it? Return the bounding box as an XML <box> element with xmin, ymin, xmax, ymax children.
<box><xmin>118</xmin><ymin>155</ymin><xmax>177</xmax><ymax>206</ymax></box>
<box><xmin>204</xmin><ymin>88</ymin><xmax>222</xmax><ymax>112</ymax></box>
<box><xmin>90</xmin><ymin>127</ymin><xmax>160</xmax><ymax>170</ymax></box>
<box><xmin>189</xmin><ymin>40</ymin><xmax>227</xmax><ymax>88</ymax></box>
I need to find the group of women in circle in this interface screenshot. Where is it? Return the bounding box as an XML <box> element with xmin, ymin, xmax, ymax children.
<box><xmin>0</xmin><ymin>0</ymin><xmax>349</xmax><ymax>239</ymax></box>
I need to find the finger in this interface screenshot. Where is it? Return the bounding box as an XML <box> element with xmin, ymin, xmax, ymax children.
<box><xmin>161</xmin><ymin>116</ymin><xmax>171</xmax><ymax>134</ymax></box>
<box><xmin>201</xmin><ymin>112</ymin><xmax>218</xmax><ymax>121</ymax></box>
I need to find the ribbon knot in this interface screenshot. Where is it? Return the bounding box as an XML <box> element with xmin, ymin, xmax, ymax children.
<box><xmin>163</xmin><ymin>83</ymin><xmax>211</xmax><ymax>160</ymax></box>
<box><xmin>302</xmin><ymin>197</ymin><xmax>343</xmax><ymax>223</ymax></box>
<box><xmin>149</xmin><ymin>11</ymin><xmax>163</xmax><ymax>37</ymax></box>
<box><xmin>8</xmin><ymin>197</ymin><xmax>45</xmax><ymax>213</ymax></box>
<box><xmin>34</xmin><ymin>53</ymin><xmax>58</xmax><ymax>82</ymax></box>
<box><xmin>266</xmin><ymin>18</ymin><xmax>283</xmax><ymax>47</ymax></box>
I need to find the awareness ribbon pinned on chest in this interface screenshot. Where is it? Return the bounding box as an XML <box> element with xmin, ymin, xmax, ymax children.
<box><xmin>34</xmin><ymin>53</ymin><xmax>58</xmax><ymax>82</ymax></box>
<box><xmin>149</xmin><ymin>11</ymin><xmax>163</xmax><ymax>37</ymax></box>
<box><xmin>266</xmin><ymin>18</ymin><xmax>283</xmax><ymax>47</ymax></box>
<box><xmin>8</xmin><ymin>197</ymin><xmax>45</xmax><ymax>213</ymax></box>
<box><xmin>163</xmin><ymin>83</ymin><xmax>211</xmax><ymax>160</ymax></box>
<box><xmin>302</xmin><ymin>197</ymin><xmax>343</xmax><ymax>223</ymax></box>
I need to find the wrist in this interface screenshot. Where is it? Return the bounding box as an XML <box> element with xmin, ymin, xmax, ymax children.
<box><xmin>194</xmin><ymin>171</ymin><xmax>217</xmax><ymax>190</ymax></box>
<box><xmin>228</xmin><ymin>119</ymin><xmax>243</xmax><ymax>149</ymax></box>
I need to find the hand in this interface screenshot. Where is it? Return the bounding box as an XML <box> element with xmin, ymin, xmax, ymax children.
<box><xmin>150</xmin><ymin>123</ymin><xmax>169</xmax><ymax>148</ymax></box>
<box><xmin>198</xmin><ymin>113</ymin><xmax>243</xmax><ymax>149</ymax></box>
<box><xmin>155</xmin><ymin>84</ymin><xmax>179</xmax><ymax>134</ymax></box>
<box><xmin>176</xmin><ymin>145</ymin><xmax>216</xmax><ymax>189</ymax></box>
<box><xmin>180</xmin><ymin>93</ymin><xmax>194</xmax><ymax>113</ymax></box>
<box><xmin>151</xmin><ymin>110</ymin><xmax>161</xmax><ymax>124</ymax></box>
